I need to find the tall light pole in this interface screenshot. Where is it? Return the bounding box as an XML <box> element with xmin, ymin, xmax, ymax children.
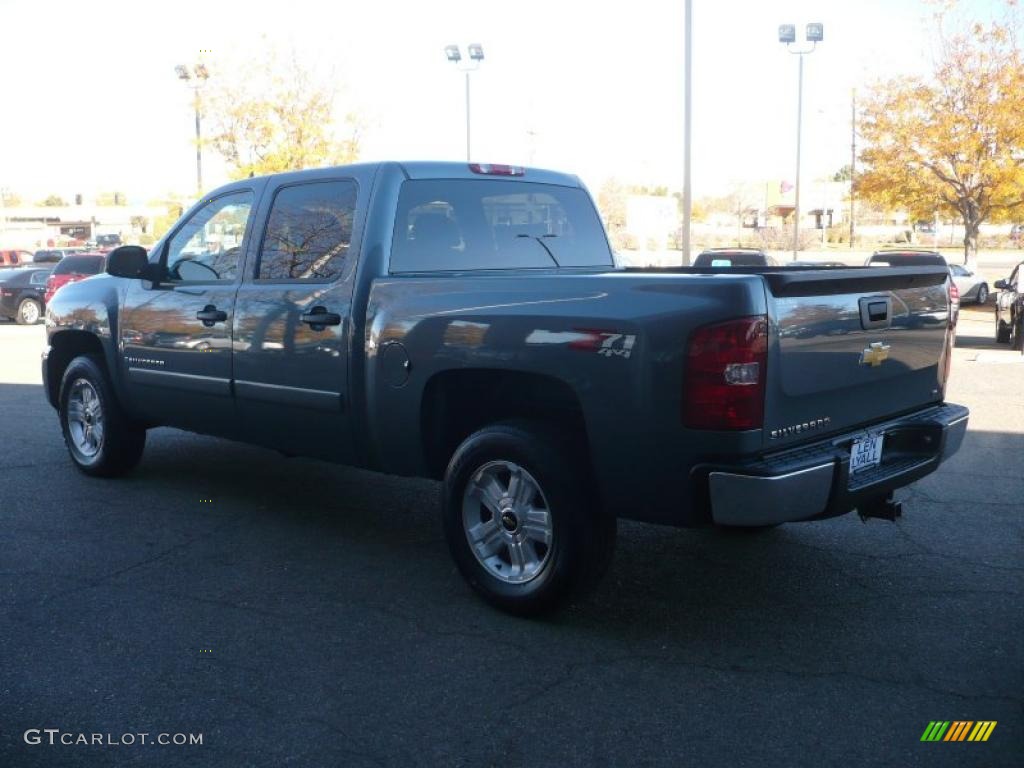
<box><xmin>778</xmin><ymin>22</ymin><xmax>823</xmax><ymax>260</ymax></box>
<box><xmin>444</xmin><ymin>44</ymin><xmax>484</xmax><ymax>161</ymax></box>
<box><xmin>175</xmin><ymin>63</ymin><xmax>210</xmax><ymax>197</ymax></box>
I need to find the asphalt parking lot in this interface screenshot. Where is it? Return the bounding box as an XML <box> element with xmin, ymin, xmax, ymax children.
<box><xmin>1</xmin><ymin>311</ymin><xmax>1021</xmax><ymax>767</ymax></box>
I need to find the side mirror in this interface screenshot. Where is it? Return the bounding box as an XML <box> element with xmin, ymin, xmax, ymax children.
<box><xmin>106</xmin><ymin>245</ymin><xmax>159</xmax><ymax>281</ymax></box>
<box><xmin>994</xmin><ymin>279</ymin><xmax>1008</xmax><ymax>290</ymax></box>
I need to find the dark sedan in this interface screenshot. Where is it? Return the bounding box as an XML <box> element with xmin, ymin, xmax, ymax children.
<box><xmin>994</xmin><ymin>261</ymin><xmax>1023</xmax><ymax>351</ymax></box>
<box><xmin>693</xmin><ymin>248</ymin><xmax>776</xmax><ymax>267</ymax></box>
<box><xmin>0</xmin><ymin>267</ymin><xmax>51</xmax><ymax>324</ymax></box>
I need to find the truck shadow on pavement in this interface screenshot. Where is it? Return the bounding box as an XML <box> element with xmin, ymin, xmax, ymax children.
<box><xmin>5</xmin><ymin>380</ymin><xmax>1022</xmax><ymax>766</ymax></box>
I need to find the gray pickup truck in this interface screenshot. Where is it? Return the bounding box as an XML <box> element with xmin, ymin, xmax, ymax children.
<box><xmin>43</xmin><ymin>161</ymin><xmax>968</xmax><ymax>614</ymax></box>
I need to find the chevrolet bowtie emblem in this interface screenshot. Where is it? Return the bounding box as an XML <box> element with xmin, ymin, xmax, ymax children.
<box><xmin>860</xmin><ymin>341</ymin><xmax>890</xmax><ymax>367</ymax></box>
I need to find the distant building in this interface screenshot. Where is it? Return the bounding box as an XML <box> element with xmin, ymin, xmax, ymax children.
<box><xmin>0</xmin><ymin>204</ymin><xmax>163</xmax><ymax>249</ymax></box>
<box><xmin>761</xmin><ymin>180</ymin><xmax>850</xmax><ymax>229</ymax></box>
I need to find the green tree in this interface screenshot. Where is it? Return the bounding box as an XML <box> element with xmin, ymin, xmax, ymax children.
<box><xmin>856</xmin><ymin>15</ymin><xmax>1024</xmax><ymax>261</ymax></box>
<box><xmin>205</xmin><ymin>46</ymin><xmax>361</xmax><ymax>179</ymax></box>
<box><xmin>41</xmin><ymin>194</ymin><xmax>66</xmax><ymax>206</ymax></box>
<box><xmin>832</xmin><ymin>165</ymin><xmax>853</xmax><ymax>182</ymax></box>
<box><xmin>1</xmin><ymin>188</ymin><xmax>22</xmax><ymax>207</ymax></box>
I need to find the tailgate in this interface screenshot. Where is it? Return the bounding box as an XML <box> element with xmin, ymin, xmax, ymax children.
<box><xmin>762</xmin><ymin>266</ymin><xmax>951</xmax><ymax>448</ymax></box>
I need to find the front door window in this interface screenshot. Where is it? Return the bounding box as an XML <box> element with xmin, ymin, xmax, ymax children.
<box><xmin>166</xmin><ymin>192</ymin><xmax>255</xmax><ymax>282</ymax></box>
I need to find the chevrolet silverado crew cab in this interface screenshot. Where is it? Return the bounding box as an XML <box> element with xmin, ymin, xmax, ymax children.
<box><xmin>43</xmin><ymin>161</ymin><xmax>968</xmax><ymax>614</ymax></box>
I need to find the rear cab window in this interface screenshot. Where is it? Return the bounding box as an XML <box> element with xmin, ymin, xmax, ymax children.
<box><xmin>390</xmin><ymin>179</ymin><xmax>613</xmax><ymax>272</ymax></box>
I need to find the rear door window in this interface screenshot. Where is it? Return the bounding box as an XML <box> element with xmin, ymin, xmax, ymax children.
<box><xmin>390</xmin><ymin>179</ymin><xmax>612</xmax><ymax>272</ymax></box>
<box><xmin>256</xmin><ymin>180</ymin><xmax>357</xmax><ymax>281</ymax></box>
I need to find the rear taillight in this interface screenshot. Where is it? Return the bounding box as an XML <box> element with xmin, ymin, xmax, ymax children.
<box><xmin>949</xmin><ymin>282</ymin><xmax>959</xmax><ymax>322</ymax></box>
<box><xmin>684</xmin><ymin>316</ymin><xmax>768</xmax><ymax>430</ymax></box>
<box><xmin>468</xmin><ymin>163</ymin><xmax>525</xmax><ymax>176</ymax></box>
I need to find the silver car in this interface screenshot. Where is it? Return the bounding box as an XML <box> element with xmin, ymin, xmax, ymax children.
<box><xmin>949</xmin><ymin>263</ymin><xmax>989</xmax><ymax>304</ymax></box>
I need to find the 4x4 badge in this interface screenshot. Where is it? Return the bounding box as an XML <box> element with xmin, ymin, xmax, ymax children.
<box><xmin>860</xmin><ymin>341</ymin><xmax>890</xmax><ymax>367</ymax></box>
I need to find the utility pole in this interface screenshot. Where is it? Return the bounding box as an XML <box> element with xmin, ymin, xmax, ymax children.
<box><xmin>681</xmin><ymin>0</ymin><xmax>693</xmax><ymax>265</ymax></box>
<box><xmin>849</xmin><ymin>88</ymin><xmax>856</xmax><ymax>248</ymax></box>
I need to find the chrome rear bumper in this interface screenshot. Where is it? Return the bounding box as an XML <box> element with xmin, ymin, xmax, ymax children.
<box><xmin>707</xmin><ymin>403</ymin><xmax>969</xmax><ymax>526</ymax></box>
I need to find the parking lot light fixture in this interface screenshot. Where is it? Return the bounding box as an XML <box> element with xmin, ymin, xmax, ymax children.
<box><xmin>176</xmin><ymin>63</ymin><xmax>210</xmax><ymax>197</ymax></box>
<box><xmin>779</xmin><ymin>22</ymin><xmax>824</xmax><ymax>260</ymax></box>
<box><xmin>444</xmin><ymin>43</ymin><xmax>485</xmax><ymax>161</ymax></box>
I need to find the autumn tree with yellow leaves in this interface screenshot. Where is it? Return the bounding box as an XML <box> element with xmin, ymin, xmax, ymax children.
<box><xmin>857</xmin><ymin>15</ymin><xmax>1024</xmax><ymax>262</ymax></box>
<box><xmin>203</xmin><ymin>47</ymin><xmax>362</xmax><ymax>180</ymax></box>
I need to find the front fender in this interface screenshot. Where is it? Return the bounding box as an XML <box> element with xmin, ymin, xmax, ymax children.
<box><xmin>44</xmin><ymin>275</ymin><xmax>124</xmax><ymax>405</ymax></box>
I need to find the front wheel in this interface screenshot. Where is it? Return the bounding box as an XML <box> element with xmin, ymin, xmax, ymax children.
<box><xmin>442</xmin><ymin>422</ymin><xmax>615</xmax><ymax>616</ymax></box>
<box><xmin>59</xmin><ymin>355</ymin><xmax>146</xmax><ymax>477</ymax></box>
<box><xmin>1013</xmin><ymin>316</ymin><xmax>1024</xmax><ymax>353</ymax></box>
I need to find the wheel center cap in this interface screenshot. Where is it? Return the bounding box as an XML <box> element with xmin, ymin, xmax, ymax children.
<box><xmin>500</xmin><ymin>510</ymin><xmax>519</xmax><ymax>532</ymax></box>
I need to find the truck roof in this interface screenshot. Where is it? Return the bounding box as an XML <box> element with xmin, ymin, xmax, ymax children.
<box><xmin>239</xmin><ymin>161</ymin><xmax>583</xmax><ymax>189</ymax></box>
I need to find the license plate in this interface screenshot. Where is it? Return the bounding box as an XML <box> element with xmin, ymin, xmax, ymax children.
<box><xmin>850</xmin><ymin>433</ymin><xmax>884</xmax><ymax>474</ymax></box>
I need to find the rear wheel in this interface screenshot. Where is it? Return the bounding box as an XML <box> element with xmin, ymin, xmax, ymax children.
<box><xmin>16</xmin><ymin>298</ymin><xmax>42</xmax><ymax>325</ymax></box>
<box><xmin>976</xmin><ymin>284</ymin><xmax>989</xmax><ymax>305</ymax></box>
<box><xmin>1013</xmin><ymin>316</ymin><xmax>1024</xmax><ymax>353</ymax></box>
<box><xmin>442</xmin><ymin>422</ymin><xmax>615</xmax><ymax>616</ymax></box>
<box><xmin>59</xmin><ymin>355</ymin><xmax>146</xmax><ymax>477</ymax></box>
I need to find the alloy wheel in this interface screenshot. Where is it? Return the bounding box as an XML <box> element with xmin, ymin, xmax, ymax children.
<box><xmin>462</xmin><ymin>460</ymin><xmax>554</xmax><ymax>584</ymax></box>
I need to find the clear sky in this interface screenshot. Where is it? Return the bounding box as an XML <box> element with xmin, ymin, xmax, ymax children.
<box><xmin>0</xmin><ymin>0</ymin><xmax>1009</xmax><ymax>203</ymax></box>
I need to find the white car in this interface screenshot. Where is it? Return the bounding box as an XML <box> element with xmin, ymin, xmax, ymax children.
<box><xmin>949</xmin><ymin>263</ymin><xmax>990</xmax><ymax>304</ymax></box>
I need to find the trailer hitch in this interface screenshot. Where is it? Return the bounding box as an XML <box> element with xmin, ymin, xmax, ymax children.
<box><xmin>858</xmin><ymin>493</ymin><xmax>903</xmax><ymax>522</ymax></box>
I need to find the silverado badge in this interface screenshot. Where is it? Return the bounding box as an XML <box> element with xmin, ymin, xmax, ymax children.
<box><xmin>860</xmin><ymin>341</ymin><xmax>890</xmax><ymax>367</ymax></box>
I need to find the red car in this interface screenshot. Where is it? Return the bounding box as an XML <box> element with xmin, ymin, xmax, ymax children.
<box><xmin>45</xmin><ymin>253</ymin><xmax>107</xmax><ymax>303</ymax></box>
<box><xmin>0</xmin><ymin>249</ymin><xmax>33</xmax><ymax>268</ymax></box>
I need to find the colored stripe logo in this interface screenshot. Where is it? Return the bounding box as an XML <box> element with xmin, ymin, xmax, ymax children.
<box><xmin>921</xmin><ymin>721</ymin><xmax>997</xmax><ymax>742</ymax></box>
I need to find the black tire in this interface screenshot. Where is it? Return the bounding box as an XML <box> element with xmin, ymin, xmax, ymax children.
<box><xmin>15</xmin><ymin>297</ymin><xmax>42</xmax><ymax>325</ymax></box>
<box><xmin>59</xmin><ymin>355</ymin><xmax>146</xmax><ymax>477</ymax></box>
<box><xmin>976</xmin><ymin>284</ymin><xmax>988</xmax><ymax>305</ymax></box>
<box><xmin>1013</xmin><ymin>316</ymin><xmax>1024</xmax><ymax>353</ymax></box>
<box><xmin>996</xmin><ymin>319</ymin><xmax>1011</xmax><ymax>344</ymax></box>
<box><xmin>442</xmin><ymin>422</ymin><xmax>615</xmax><ymax>616</ymax></box>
